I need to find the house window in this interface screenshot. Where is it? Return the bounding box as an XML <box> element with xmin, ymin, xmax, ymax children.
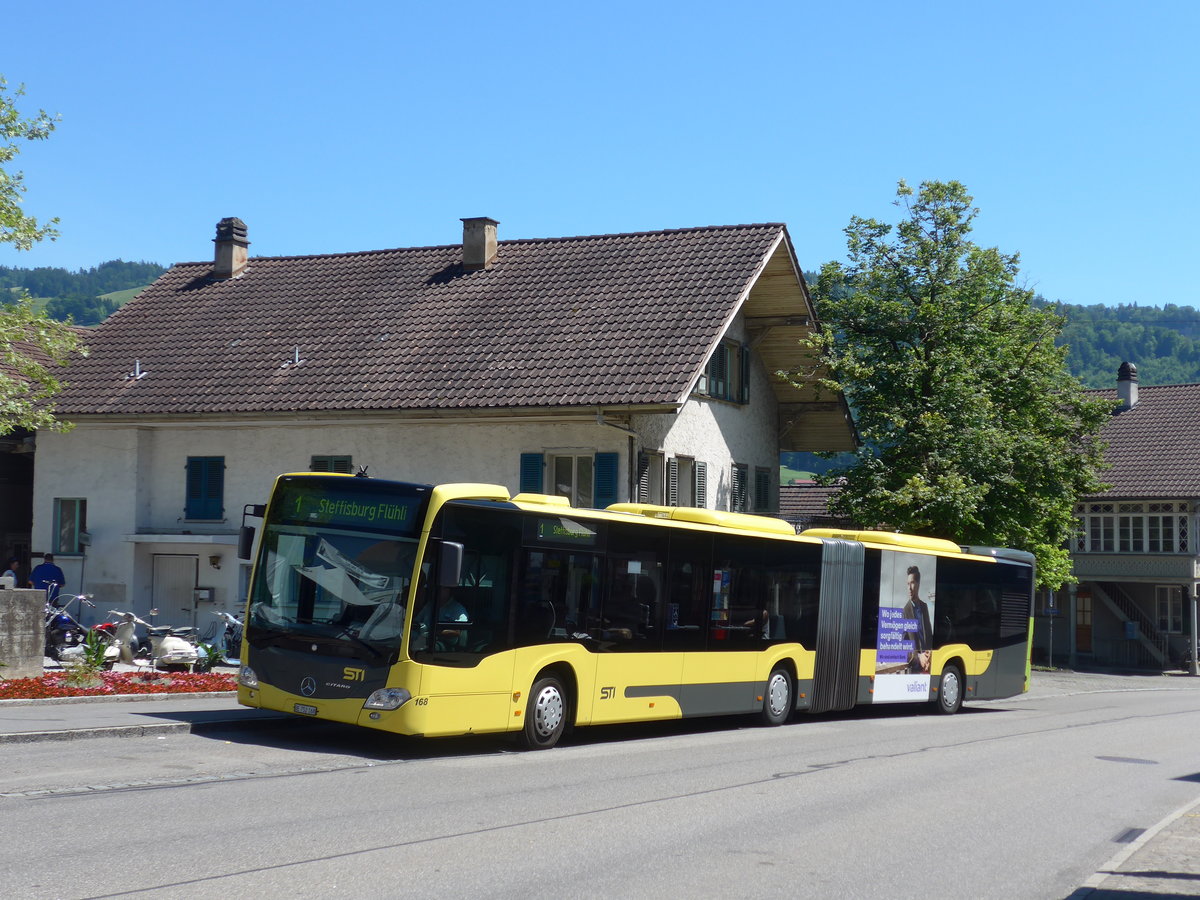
<box><xmin>53</xmin><ymin>498</ymin><xmax>87</xmax><ymax>555</ymax></box>
<box><xmin>186</xmin><ymin>457</ymin><xmax>225</xmax><ymax>520</ymax></box>
<box><xmin>1156</xmin><ymin>585</ymin><xmax>1184</xmax><ymax>633</ymax></box>
<box><xmin>1075</xmin><ymin>502</ymin><xmax>1190</xmax><ymax>554</ymax></box>
<box><xmin>637</xmin><ymin>451</ymin><xmax>665</xmax><ymax>504</ymax></box>
<box><xmin>520</xmin><ymin>452</ymin><xmax>619</xmax><ymax>509</ymax></box>
<box><xmin>668</xmin><ymin>456</ymin><xmax>708</xmax><ymax>508</ymax></box>
<box><xmin>731</xmin><ymin>463</ymin><xmax>749</xmax><ymax>512</ymax></box>
<box><xmin>311</xmin><ymin>455</ymin><xmax>353</xmax><ymax>473</ymax></box>
<box><xmin>697</xmin><ymin>341</ymin><xmax>750</xmax><ymax>404</ymax></box>
<box><xmin>552</xmin><ymin>454</ymin><xmax>594</xmax><ymax>508</ymax></box>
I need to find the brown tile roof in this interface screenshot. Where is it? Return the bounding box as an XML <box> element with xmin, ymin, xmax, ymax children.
<box><xmin>778</xmin><ymin>482</ymin><xmax>849</xmax><ymax>528</ymax></box>
<box><xmin>55</xmin><ymin>224</ymin><xmax>788</xmax><ymax>417</ymax></box>
<box><xmin>1088</xmin><ymin>383</ymin><xmax>1200</xmax><ymax>499</ymax></box>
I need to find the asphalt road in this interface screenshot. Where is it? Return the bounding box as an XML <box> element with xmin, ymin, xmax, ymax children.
<box><xmin>2</xmin><ymin>671</ymin><xmax>1198</xmax><ymax>899</ymax></box>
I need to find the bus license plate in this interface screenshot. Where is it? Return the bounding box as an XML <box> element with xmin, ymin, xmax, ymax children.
<box><xmin>293</xmin><ymin>703</ymin><xmax>318</xmax><ymax>716</ymax></box>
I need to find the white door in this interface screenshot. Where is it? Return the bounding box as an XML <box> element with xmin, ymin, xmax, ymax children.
<box><xmin>152</xmin><ymin>554</ymin><xmax>199</xmax><ymax>628</ymax></box>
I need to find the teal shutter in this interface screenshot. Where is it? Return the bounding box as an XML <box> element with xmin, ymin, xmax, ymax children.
<box><xmin>186</xmin><ymin>457</ymin><xmax>225</xmax><ymax>519</ymax></box>
<box><xmin>740</xmin><ymin>344</ymin><xmax>751</xmax><ymax>404</ymax></box>
<box><xmin>710</xmin><ymin>345</ymin><xmax>728</xmax><ymax>399</ymax></box>
<box><xmin>754</xmin><ymin>467</ymin><xmax>771</xmax><ymax>511</ymax></box>
<box><xmin>594</xmin><ymin>452</ymin><xmax>619</xmax><ymax>508</ymax></box>
<box><xmin>695</xmin><ymin>461</ymin><xmax>708</xmax><ymax>508</ymax></box>
<box><xmin>667</xmin><ymin>458</ymin><xmax>680</xmax><ymax>506</ymax></box>
<box><xmin>519</xmin><ymin>453</ymin><xmax>544</xmax><ymax>493</ymax></box>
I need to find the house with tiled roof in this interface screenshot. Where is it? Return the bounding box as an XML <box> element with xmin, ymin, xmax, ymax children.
<box><xmin>777</xmin><ymin>482</ymin><xmax>848</xmax><ymax>532</ymax></box>
<box><xmin>26</xmin><ymin>217</ymin><xmax>855</xmax><ymax>624</ymax></box>
<box><xmin>1044</xmin><ymin>362</ymin><xmax>1200</xmax><ymax>671</ymax></box>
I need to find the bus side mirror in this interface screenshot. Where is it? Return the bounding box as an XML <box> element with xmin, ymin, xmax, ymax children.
<box><xmin>238</xmin><ymin>503</ymin><xmax>266</xmax><ymax>560</ymax></box>
<box><xmin>438</xmin><ymin>541</ymin><xmax>464</xmax><ymax>588</ymax></box>
<box><xmin>238</xmin><ymin>526</ymin><xmax>256</xmax><ymax>561</ymax></box>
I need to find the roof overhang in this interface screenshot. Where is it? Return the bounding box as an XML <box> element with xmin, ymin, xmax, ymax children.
<box><xmin>741</xmin><ymin>232</ymin><xmax>856</xmax><ymax>452</ymax></box>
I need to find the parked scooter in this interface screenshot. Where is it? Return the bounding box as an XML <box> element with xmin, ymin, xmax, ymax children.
<box><xmin>44</xmin><ymin>593</ymin><xmax>93</xmax><ymax>661</ymax></box>
<box><xmin>107</xmin><ymin>609</ymin><xmax>200</xmax><ymax>671</ymax></box>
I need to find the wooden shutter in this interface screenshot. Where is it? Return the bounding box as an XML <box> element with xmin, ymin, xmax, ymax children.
<box><xmin>186</xmin><ymin>457</ymin><xmax>224</xmax><ymax>520</ymax></box>
<box><xmin>519</xmin><ymin>453</ymin><xmax>544</xmax><ymax>493</ymax></box>
<box><xmin>311</xmin><ymin>455</ymin><xmax>353</xmax><ymax>474</ymax></box>
<box><xmin>731</xmin><ymin>463</ymin><xmax>747</xmax><ymax>512</ymax></box>
<box><xmin>594</xmin><ymin>452</ymin><xmax>619</xmax><ymax>508</ymax></box>
<box><xmin>754</xmin><ymin>467</ymin><xmax>771</xmax><ymax>512</ymax></box>
<box><xmin>695</xmin><ymin>461</ymin><xmax>707</xmax><ymax>509</ymax></box>
<box><xmin>667</xmin><ymin>458</ymin><xmax>679</xmax><ymax>507</ymax></box>
<box><xmin>636</xmin><ymin>452</ymin><xmax>650</xmax><ymax>502</ymax></box>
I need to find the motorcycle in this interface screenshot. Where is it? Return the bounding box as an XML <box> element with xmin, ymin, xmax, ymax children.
<box><xmin>107</xmin><ymin>609</ymin><xmax>200</xmax><ymax>671</ymax></box>
<box><xmin>44</xmin><ymin>593</ymin><xmax>93</xmax><ymax>661</ymax></box>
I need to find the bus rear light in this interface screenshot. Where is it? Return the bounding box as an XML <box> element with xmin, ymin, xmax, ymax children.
<box><xmin>238</xmin><ymin>666</ymin><xmax>259</xmax><ymax>689</ymax></box>
<box><xmin>364</xmin><ymin>688</ymin><xmax>412</xmax><ymax>710</ymax></box>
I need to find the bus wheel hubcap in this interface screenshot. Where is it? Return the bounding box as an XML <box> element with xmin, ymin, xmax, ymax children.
<box><xmin>768</xmin><ymin>673</ymin><xmax>789</xmax><ymax>716</ymax></box>
<box><xmin>943</xmin><ymin>672</ymin><xmax>960</xmax><ymax>708</ymax></box>
<box><xmin>534</xmin><ymin>687</ymin><xmax>563</xmax><ymax>736</ymax></box>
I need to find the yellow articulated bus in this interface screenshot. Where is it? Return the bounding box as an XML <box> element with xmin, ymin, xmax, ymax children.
<box><xmin>236</xmin><ymin>474</ymin><xmax>1035</xmax><ymax>749</ymax></box>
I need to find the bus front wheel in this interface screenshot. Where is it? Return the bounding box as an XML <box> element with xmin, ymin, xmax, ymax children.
<box><xmin>522</xmin><ymin>675</ymin><xmax>568</xmax><ymax>750</ymax></box>
<box><xmin>760</xmin><ymin>666</ymin><xmax>793</xmax><ymax>726</ymax></box>
<box><xmin>935</xmin><ymin>662</ymin><xmax>964</xmax><ymax>715</ymax></box>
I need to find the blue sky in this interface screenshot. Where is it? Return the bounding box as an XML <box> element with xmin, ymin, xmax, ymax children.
<box><xmin>3</xmin><ymin>0</ymin><xmax>1195</xmax><ymax>307</ymax></box>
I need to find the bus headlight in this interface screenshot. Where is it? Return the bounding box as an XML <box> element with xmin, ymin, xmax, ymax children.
<box><xmin>364</xmin><ymin>688</ymin><xmax>412</xmax><ymax>710</ymax></box>
<box><xmin>238</xmin><ymin>666</ymin><xmax>259</xmax><ymax>689</ymax></box>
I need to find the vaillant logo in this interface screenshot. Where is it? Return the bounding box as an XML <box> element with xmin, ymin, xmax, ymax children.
<box><xmin>300</xmin><ymin>676</ymin><xmax>317</xmax><ymax>697</ymax></box>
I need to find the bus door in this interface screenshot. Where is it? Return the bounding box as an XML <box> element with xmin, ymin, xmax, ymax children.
<box><xmin>589</xmin><ymin>524</ymin><xmax>679</xmax><ymax>724</ymax></box>
<box><xmin>809</xmin><ymin>539</ymin><xmax>864</xmax><ymax>713</ymax></box>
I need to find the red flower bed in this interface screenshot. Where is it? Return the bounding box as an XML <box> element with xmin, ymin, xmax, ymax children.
<box><xmin>0</xmin><ymin>671</ymin><xmax>237</xmax><ymax>699</ymax></box>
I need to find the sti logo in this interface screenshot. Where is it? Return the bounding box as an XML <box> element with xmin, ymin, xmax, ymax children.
<box><xmin>343</xmin><ymin>667</ymin><xmax>365</xmax><ymax>682</ymax></box>
<box><xmin>600</xmin><ymin>686</ymin><xmax>616</xmax><ymax>700</ymax></box>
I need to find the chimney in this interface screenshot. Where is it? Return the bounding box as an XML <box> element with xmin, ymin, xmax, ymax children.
<box><xmin>461</xmin><ymin>217</ymin><xmax>499</xmax><ymax>271</ymax></box>
<box><xmin>1117</xmin><ymin>361</ymin><xmax>1139</xmax><ymax>410</ymax></box>
<box><xmin>213</xmin><ymin>217</ymin><xmax>250</xmax><ymax>279</ymax></box>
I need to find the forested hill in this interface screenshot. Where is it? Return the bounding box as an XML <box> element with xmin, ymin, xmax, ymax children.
<box><xmin>1049</xmin><ymin>301</ymin><xmax>1200</xmax><ymax>388</ymax></box>
<box><xmin>1</xmin><ymin>259</ymin><xmax>166</xmax><ymax>325</ymax></box>
<box><xmin>799</xmin><ymin>272</ymin><xmax>1200</xmax><ymax>389</ymax></box>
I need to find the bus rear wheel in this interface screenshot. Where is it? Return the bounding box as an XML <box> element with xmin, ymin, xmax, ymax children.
<box><xmin>935</xmin><ymin>662</ymin><xmax>964</xmax><ymax>715</ymax></box>
<box><xmin>522</xmin><ymin>675</ymin><xmax>568</xmax><ymax>750</ymax></box>
<box><xmin>760</xmin><ymin>666</ymin><xmax>793</xmax><ymax>726</ymax></box>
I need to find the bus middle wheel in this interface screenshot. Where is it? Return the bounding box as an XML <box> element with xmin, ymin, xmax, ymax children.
<box><xmin>760</xmin><ymin>666</ymin><xmax>793</xmax><ymax>726</ymax></box>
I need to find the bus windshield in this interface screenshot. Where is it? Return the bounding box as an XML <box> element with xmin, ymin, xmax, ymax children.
<box><xmin>247</xmin><ymin>477</ymin><xmax>430</xmax><ymax>658</ymax></box>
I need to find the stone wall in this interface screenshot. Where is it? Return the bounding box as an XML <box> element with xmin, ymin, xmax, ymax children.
<box><xmin>0</xmin><ymin>588</ymin><xmax>43</xmax><ymax>678</ymax></box>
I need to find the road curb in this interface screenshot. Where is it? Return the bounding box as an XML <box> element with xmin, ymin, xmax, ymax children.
<box><xmin>0</xmin><ymin>691</ymin><xmax>237</xmax><ymax>708</ymax></box>
<box><xmin>0</xmin><ymin>721</ymin><xmax>195</xmax><ymax>744</ymax></box>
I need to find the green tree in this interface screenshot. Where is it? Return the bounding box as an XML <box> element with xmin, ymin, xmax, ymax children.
<box><xmin>805</xmin><ymin>180</ymin><xmax>1111</xmax><ymax>588</ymax></box>
<box><xmin>0</xmin><ymin>76</ymin><xmax>84</xmax><ymax>435</ymax></box>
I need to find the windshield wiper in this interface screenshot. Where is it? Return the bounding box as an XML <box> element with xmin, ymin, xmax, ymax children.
<box><xmin>336</xmin><ymin>628</ymin><xmax>385</xmax><ymax>660</ymax></box>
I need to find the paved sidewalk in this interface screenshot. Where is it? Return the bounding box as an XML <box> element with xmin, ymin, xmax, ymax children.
<box><xmin>0</xmin><ymin>691</ymin><xmax>288</xmax><ymax>743</ymax></box>
<box><xmin>1069</xmin><ymin>794</ymin><xmax>1200</xmax><ymax>898</ymax></box>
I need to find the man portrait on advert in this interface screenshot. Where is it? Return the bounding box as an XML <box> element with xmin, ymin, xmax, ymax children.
<box><xmin>874</xmin><ymin>553</ymin><xmax>937</xmax><ymax>702</ymax></box>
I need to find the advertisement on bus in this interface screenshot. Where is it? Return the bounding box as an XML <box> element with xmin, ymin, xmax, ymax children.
<box><xmin>874</xmin><ymin>552</ymin><xmax>936</xmax><ymax>702</ymax></box>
